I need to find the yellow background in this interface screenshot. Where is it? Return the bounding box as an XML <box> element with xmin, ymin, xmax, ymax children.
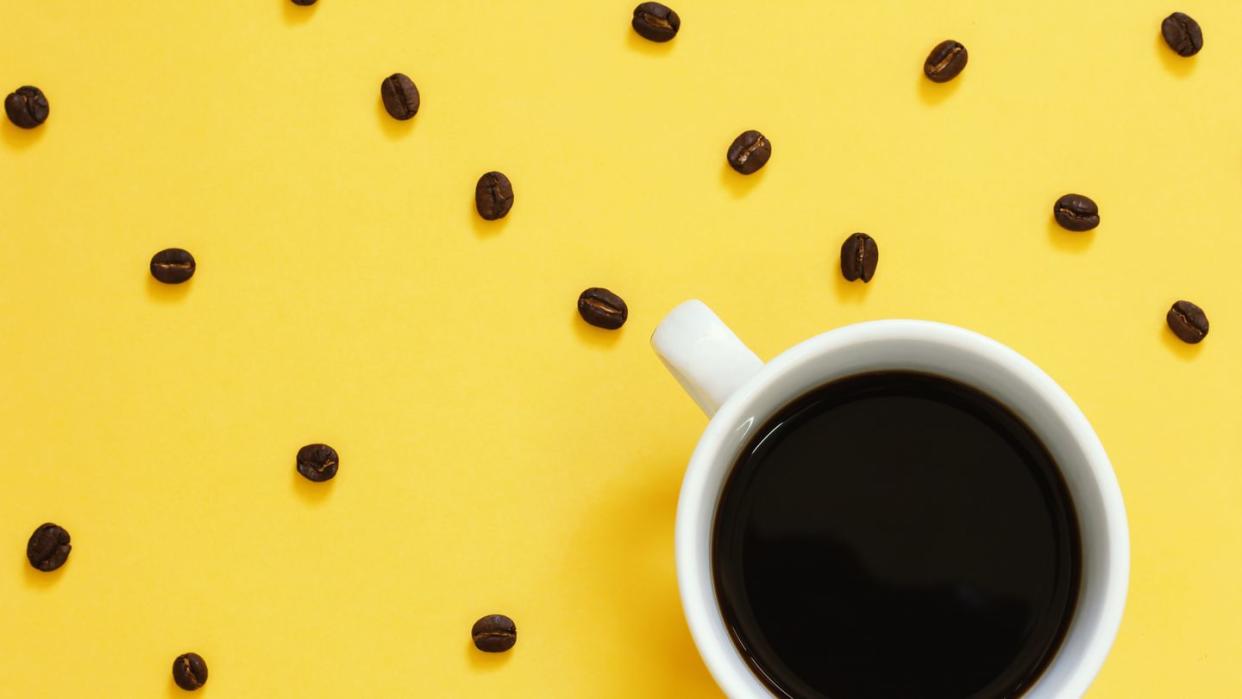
<box><xmin>0</xmin><ymin>1</ymin><xmax>1238</xmax><ymax>696</ymax></box>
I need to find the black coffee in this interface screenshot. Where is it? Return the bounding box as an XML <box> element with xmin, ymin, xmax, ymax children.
<box><xmin>713</xmin><ymin>372</ymin><xmax>1080</xmax><ymax>699</ymax></box>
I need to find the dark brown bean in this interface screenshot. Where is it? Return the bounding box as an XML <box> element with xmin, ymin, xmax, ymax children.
<box><xmin>5</xmin><ymin>86</ymin><xmax>50</xmax><ymax>129</ymax></box>
<box><xmin>1167</xmin><ymin>300</ymin><xmax>1209</xmax><ymax>344</ymax></box>
<box><xmin>578</xmin><ymin>288</ymin><xmax>628</xmax><ymax>330</ymax></box>
<box><xmin>726</xmin><ymin>130</ymin><xmax>771</xmax><ymax>175</ymax></box>
<box><xmin>1053</xmin><ymin>194</ymin><xmax>1099</xmax><ymax>232</ymax></box>
<box><xmin>472</xmin><ymin>614</ymin><xmax>517</xmax><ymax>652</ymax></box>
<box><xmin>291</xmin><ymin>0</ymin><xmax>317</xmax><ymax>5</ymax></box>
<box><xmin>380</xmin><ymin>73</ymin><xmax>420</xmax><ymax>121</ymax></box>
<box><xmin>840</xmin><ymin>233</ymin><xmax>879</xmax><ymax>283</ymax></box>
<box><xmin>26</xmin><ymin>523</ymin><xmax>71</xmax><ymax>572</ymax></box>
<box><xmin>297</xmin><ymin>443</ymin><xmax>339</xmax><ymax>482</ymax></box>
<box><xmin>150</xmin><ymin>248</ymin><xmax>197</xmax><ymax>284</ymax></box>
<box><xmin>632</xmin><ymin>3</ymin><xmax>680</xmax><ymax>42</ymax></box>
<box><xmin>172</xmin><ymin>652</ymin><xmax>208</xmax><ymax>691</ymax></box>
<box><xmin>475</xmin><ymin>172</ymin><xmax>514</xmax><ymax>220</ymax></box>
<box><xmin>1162</xmin><ymin>12</ymin><xmax>1203</xmax><ymax>57</ymax></box>
<box><xmin>923</xmin><ymin>40</ymin><xmax>968</xmax><ymax>83</ymax></box>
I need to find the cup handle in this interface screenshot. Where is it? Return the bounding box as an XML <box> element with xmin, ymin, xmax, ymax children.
<box><xmin>651</xmin><ymin>300</ymin><xmax>765</xmax><ymax>417</ymax></box>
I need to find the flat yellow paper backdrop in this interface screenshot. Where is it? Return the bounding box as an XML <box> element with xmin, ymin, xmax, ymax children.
<box><xmin>1</xmin><ymin>1</ymin><xmax>1239</xmax><ymax>696</ymax></box>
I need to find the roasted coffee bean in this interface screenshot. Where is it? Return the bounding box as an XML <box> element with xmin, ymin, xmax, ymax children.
<box><xmin>5</xmin><ymin>86</ymin><xmax>49</xmax><ymax>129</ymax></box>
<box><xmin>923</xmin><ymin>40</ymin><xmax>968</xmax><ymax>83</ymax></box>
<box><xmin>472</xmin><ymin>614</ymin><xmax>517</xmax><ymax>652</ymax></box>
<box><xmin>578</xmin><ymin>288</ymin><xmax>628</xmax><ymax>330</ymax></box>
<box><xmin>172</xmin><ymin>653</ymin><xmax>208</xmax><ymax>691</ymax></box>
<box><xmin>726</xmin><ymin>130</ymin><xmax>771</xmax><ymax>175</ymax></box>
<box><xmin>840</xmin><ymin>233</ymin><xmax>879</xmax><ymax>283</ymax></box>
<box><xmin>475</xmin><ymin>171</ymin><xmax>514</xmax><ymax>220</ymax></box>
<box><xmin>380</xmin><ymin>73</ymin><xmax>420</xmax><ymax>121</ymax></box>
<box><xmin>26</xmin><ymin>523</ymin><xmax>71</xmax><ymax>572</ymax></box>
<box><xmin>632</xmin><ymin>2</ymin><xmax>680</xmax><ymax>42</ymax></box>
<box><xmin>292</xmin><ymin>0</ymin><xmax>317</xmax><ymax>5</ymax></box>
<box><xmin>1167</xmin><ymin>300</ymin><xmax>1209</xmax><ymax>344</ymax></box>
<box><xmin>297</xmin><ymin>443</ymin><xmax>339</xmax><ymax>482</ymax></box>
<box><xmin>1162</xmin><ymin>12</ymin><xmax>1203</xmax><ymax>57</ymax></box>
<box><xmin>149</xmin><ymin>248</ymin><xmax>196</xmax><ymax>284</ymax></box>
<box><xmin>1053</xmin><ymin>194</ymin><xmax>1099</xmax><ymax>232</ymax></box>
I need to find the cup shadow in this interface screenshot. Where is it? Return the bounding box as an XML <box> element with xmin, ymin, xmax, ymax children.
<box><xmin>377</xmin><ymin>99</ymin><xmax>417</xmax><ymax>141</ymax></box>
<box><xmin>571</xmin><ymin>309</ymin><xmax>624</xmax><ymax>348</ymax></box>
<box><xmin>465</xmin><ymin>639</ymin><xmax>512</xmax><ymax>670</ymax></box>
<box><xmin>565</xmin><ymin>461</ymin><xmax>716</xmax><ymax>691</ymax></box>
<box><xmin>1155</xmin><ymin>30</ymin><xmax>1195</xmax><ymax>77</ymax></box>
<box><xmin>1159</xmin><ymin>320</ymin><xmax>1205</xmax><ymax>361</ymax></box>
<box><xmin>281</xmin><ymin>0</ymin><xmax>317</xmax><ymax>25</ymax></box>
<box><xmin>917</xmin><ymin>73</ymin><xmax>962</xmax><ymax>106</ymax></box>
<box><xmin>720</xmin><ymin>160</ymin><xmax>765</xmax><ymax>198</ymax></box>
<box><xmin>2</xmin><ymin>121</ymin><xmax>46</xmax><ymax>150</ymax></box>
<box><xmin>625</xmin><ymin>26</ymin><xmax>676</xmax><ymax>57</ymax></box>
<box><xmin>1046</xmin><ymin>217</ymin><xmax>1093</xmax><ymax>253</ymax></box>
<box><xmin>291</xmin><ymin>468</ymin><xmax>334</xmax><ymax>505</ymax></box>
<box><xmin>146</xmin><ymin>275</ymin><xmax>193</xmax><ymax>303</ymax></box>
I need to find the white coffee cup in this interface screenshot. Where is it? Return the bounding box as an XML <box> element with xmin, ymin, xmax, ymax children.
<box><xmin>651</xmin><ymin>300</ymin><xmax>1129</xmax><ymax>698</ymax></box>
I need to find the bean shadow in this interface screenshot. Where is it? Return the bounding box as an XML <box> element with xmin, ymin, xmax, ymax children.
<box><xmin>146</xmin><ymin>275</ymin><xmax>193</xmax><ymax>304</ymax></box>
<box><xmin>916</xmin><ymin>73</ymin><xmax>961</xmax><ymax>106</ymax></box>
<box><xmin>281</xmin><ymin>0</ymin><xmax>316</xmax><ymax>26</ymax></box>
<box><xmin>166</xmin><ymin>675</ymin><xmax>204</xmax><ymax>698</ymax></box>
<box><xmin>1159</xmin><ymin>320</ymin><xmax>1204</xmax><ymax>361</ymax></box>
<box><xmin>470</xmin><ymin>198</ymin><xmax>510</xmax><ymax>238</ymax></box>
<box><xmin>1046</xmin><ymin>217</ymin><xmax>1093</xmax><ymax>253</ymax></box>
<box><xmin>834</xmin><ymin>271</ymin><xmax>870</xmax><ymax>304</ymax></box>
<box><xmin>571</xmin><ymin>309</ymin><xmax>624</xmax><ymax>348</ymax></box>
<box><xmin>2</xmin><ymin>121</ymin><xmax>45</xmax><ymax>150</ymax></box>
<box><xmin>465</xmin><ymin>639</ymin><xmax>512</xmax><ymax>671</ymax></box>
<box><xmin>291</xmin><ymin>468</ymin><xmax>334</xmax><ymax>505</ymax></box>
<box><xmin>625</xmin><ymin>26</ymin><xmax>676</xmax><ymax>57</ymax></box>
<box><xmin>377</xmin><ymin>99</ymin><xmax>417</xmax><ymax>141</ymax></box>
<box><xmin>719</xmin><ymin>160</ymin><xmax>765</xmax><ymax>198</ymax></box>
<box><xmin>23</xmin><ymin>558</ymin><xmax>66</xmax><ymax>590</ymax></box>
<box><xmin>1155</xmin><ymin>30</ymin><xmax>1195</xmax><ymax>77</ymax></box>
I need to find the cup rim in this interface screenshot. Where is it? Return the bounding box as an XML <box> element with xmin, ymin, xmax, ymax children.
<box><xmin>674</xmin><ymin>319</ymin><xmax>1129</xmax><ymax>698</ymax></box>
